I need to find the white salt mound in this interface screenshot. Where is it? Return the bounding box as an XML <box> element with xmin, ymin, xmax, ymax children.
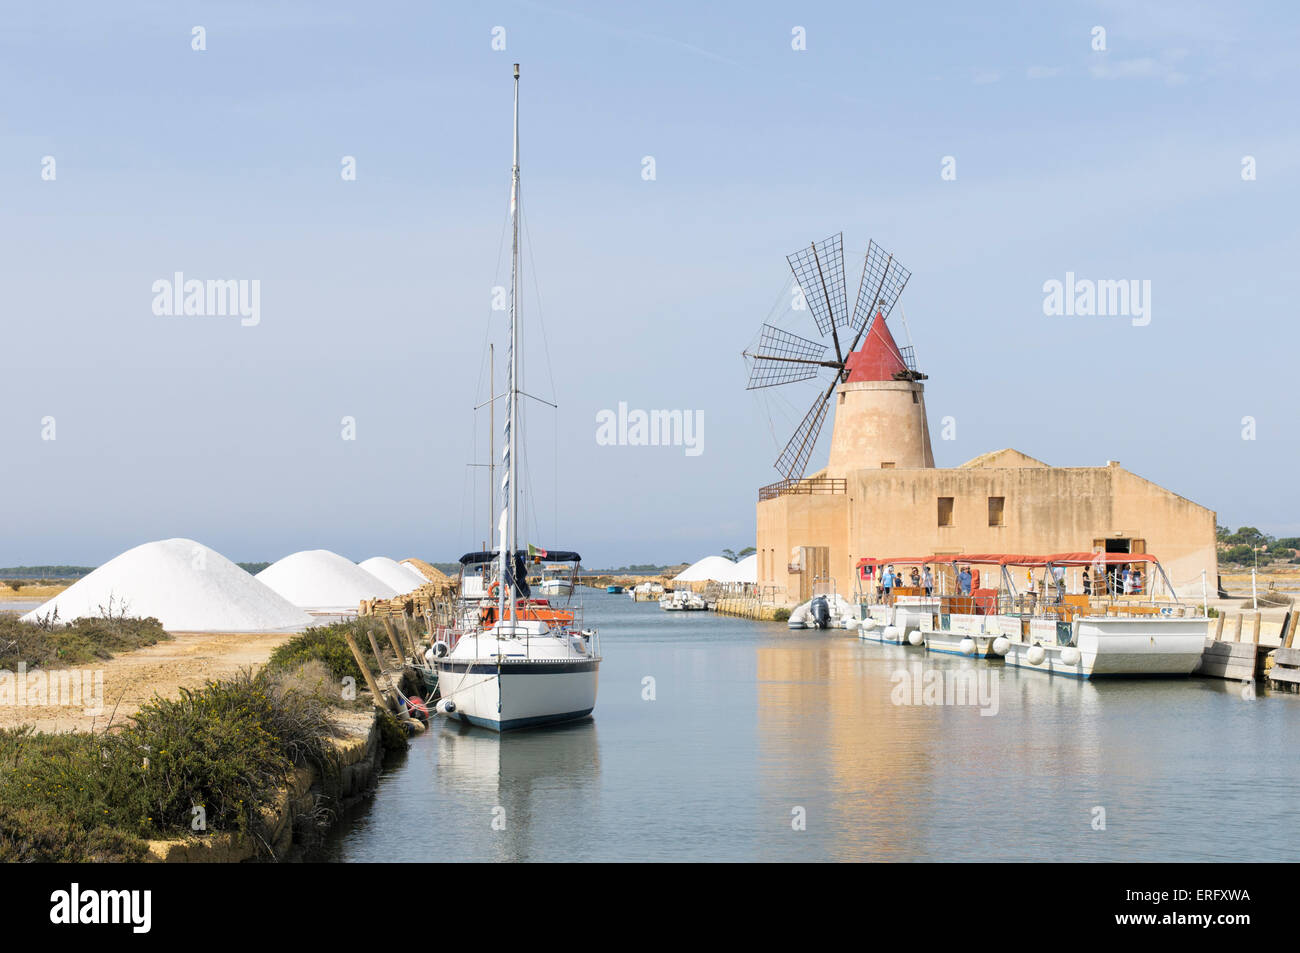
<box><xmin>673</xmin><ymin>555</ymin><xmax>743</xmax><ymax>583</ymax></box>
<box><xmin>731</xmin><ymin>553</ymin><xmax>758</xmax><ymax>584</ymax></box>
<box><xmin>358</xmin><ymin>556</ymin><xmax>425</xmax><ymax>594</ymax></box>
<box><xmin>257</xmin><ymin>550</ymin><xmax>398</xmax><ymax>611</ymax></box>
<box><xmin>21</xmin><ymin>538</ymin><xmax>313</xmax><ymax>633</ymax></box>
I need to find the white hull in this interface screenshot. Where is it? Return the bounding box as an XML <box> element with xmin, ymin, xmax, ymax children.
<box><xmin>436</xmin><ymin>662</ymin><xmax>598</xmax><ymax>730</ymax></box>
<box><xmin>1002</xmin><ymin>616</ymin><xmax>1207</xmax><ymax>678</ymax></box>
<box><xmin>539</xmin><ymin>580</ymin><xmax>573</xmax><ymax>596</ymax></box>
<box><xmin>435</xmin><ymin>621</ymin><xmax>599</xmax><ymax>731</ymax></box>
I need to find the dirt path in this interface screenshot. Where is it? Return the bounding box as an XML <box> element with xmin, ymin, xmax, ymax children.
<box><xmin>0</xmin><ymin>630</ymin><xmax>297</xmax><ymax>734</ymax></box>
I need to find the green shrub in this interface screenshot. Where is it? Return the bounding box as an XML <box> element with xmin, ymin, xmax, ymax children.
<box><xmin>0</xmin><ymin>667</ymin><xmax>342</xmax><ymax>859</ymax></box>
<box><xmin>376</xmin><ymin>709</ymin><xmax>410</xmax><ymax>752</ymax></box>
<box><xmin>266</xmin><ymin>620</ymin><xmax>383</xmax><ymax>683</ymax></box>
<box><xmin>772</xmin><ymin>607</ymin><xmax>791</xmax><ymax>622</ymax></box>
<box><xmin>0</xmin><ymin>614</ymin><xmax>168</xmax><ymax>670</ymax></box>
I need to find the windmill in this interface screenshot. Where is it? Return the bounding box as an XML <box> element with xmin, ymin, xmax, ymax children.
<box><xmin>744</xmin><ymin>233</ymin><xmax>920</xmax><ymax>483</ymax></box>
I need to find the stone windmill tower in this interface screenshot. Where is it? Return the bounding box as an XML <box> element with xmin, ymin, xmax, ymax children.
<box><xmin>745</xmin><ymin>232</ymin><xmax>934</xmax><ymax>483</ymax></box>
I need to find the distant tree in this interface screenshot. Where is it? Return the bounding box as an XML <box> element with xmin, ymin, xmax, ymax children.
<box><xmin>722</xmin><ymin>549</ymin><xmax>736</xmax><ymax>562</ymax></box>
<box><xmin>736</xmin><ymin>546</ymin><xmax>756</xmax><ymax>559</ymax></box>
<box><xmin>1216</xmin><ymin>524</ymin><xmax>1231</xmax><ymax>541</ymax></box>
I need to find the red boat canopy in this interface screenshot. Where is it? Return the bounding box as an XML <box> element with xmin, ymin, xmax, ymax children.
<box><xmin>856</xmin><ymin>551</ymin><xmax>1163</xmax><ymax>575</ymax></box>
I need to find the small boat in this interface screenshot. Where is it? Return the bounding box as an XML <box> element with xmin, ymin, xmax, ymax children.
<box><xmin>660</xmin><ymin>590</ymin><xmax>707</xmax><ymax>611</ymax></box>
<box><xmin>787</xmin><ymin>592</ymin><xmax>854</xmax><ymax>629</ymax></box>
<box><xmin>538</xmin><ymin>565</ymin><xmax>575</xmax><ymax>597</ymax></box>
<box><xmin>606</xmin><ymin>585</ymin><xmax>624</xmax><ymax>594</ymax></box>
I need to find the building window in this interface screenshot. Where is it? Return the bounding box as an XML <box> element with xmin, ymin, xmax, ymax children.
<box><xmin>988</xmin><ymin>496</ymin><xmax>1005</xmax><ymax>527</ymax></box>
<box><xmin>881</xmin><ymin>462</ymin><xmax>895</xmax><ymax>469</ymax></box>
<box><xmin>938</xmin><ymin>497</ymin><xmax>954</xmax><ymax>527</ymax></box>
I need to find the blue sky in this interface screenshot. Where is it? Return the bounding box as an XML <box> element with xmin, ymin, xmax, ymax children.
<box><xmin>3</xmin><ymin>1</ymin><xmax>1298</xmax><ymax>567</ymax></box>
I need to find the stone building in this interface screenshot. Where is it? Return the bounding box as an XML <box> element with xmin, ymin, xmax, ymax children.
<box><xmin>755</xmin><ymin>318</ymin><xmax>1217</xmax><ymax>605</ymax></box>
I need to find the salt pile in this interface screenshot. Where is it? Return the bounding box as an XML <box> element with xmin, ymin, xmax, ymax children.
<box><xmin>673</xmin><ymin>555</ymin><xmax>744</xmax><ymax>583</ymax></box>
<box><xmin>21</xmin><ymin>538</ymin><xmax>313</xmax><ymax>633</ymax></box>
<box><xmin>257</xmin><ymin>550</ymin><xmax>398</xmax><ymax>611</ymax></box>
<box><xmin>731</xmin><ymin>553</ymin><xmax>758</xmax><ymax>584</ymax></box>
<box><xmin>358</xmin><ymin>556</ymin><xmax>426</xmax><ymax>594</ymax></box>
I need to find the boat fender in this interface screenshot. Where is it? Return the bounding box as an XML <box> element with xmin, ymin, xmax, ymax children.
<box><xmin>882</xmin><ymin>625</ymin><xmax>901</xmax><ymax>642</ymax></box>
<box><xmin>1060</xmin><ymin>647</ymin><xmax>1081</xmax><ymax>666</ymax></box>
<box><xmin>992</xmin><ymin>637</ymin><xmax>1010</xmax><ymax>657</ymax></box>
<box><xmin>959</xmin><ymin>637</ymin><xmax>976</xmax><ymax>656</ymax></box>
<box><xmin>1026</xmin><ymin>645</ymin><xmax>1046</xmax><ymax>666</ymax></box>
<box><xmin>908</xmin><ymin>630</ymin><xmax>924</xmax><ymax>646</ymax></box>
<box><xmin>438</xmin><ymin>699</ymin><xmax>457</xmax><ymax>715</ymax></box>
<box><xmin>432</xmin><ymin>640</ymin><xmax>450</xmax><ymax>658</ymax></box>
<box><xmin>407</xmin><ymin>695</ymin><xmax>430</xmax><ymax>721</ymax></box>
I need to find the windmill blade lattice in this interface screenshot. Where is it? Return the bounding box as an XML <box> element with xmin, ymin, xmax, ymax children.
<box><xmin>787</xmin><ymin>233</ymin><xmax>849</xmax><ymax>337</ymax></box>
<box><xmin>745</xmin><ymin>324</ymin><xmax>829</xmax><ymax>389</ymax></box>
<box><xmin>774</xmin><ymin>393</ymin><xmax>830</xmax><ymax>482</ymax></box>
<box><xmin>851</xmin><ymin>240</ymin><xmax>912</xmax><ymax>333</ymax></box>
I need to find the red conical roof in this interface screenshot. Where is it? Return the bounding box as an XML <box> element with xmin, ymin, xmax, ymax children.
<box><xmin>844</xmin><ymin>313</ymin><xmax>907</xmax><ymax>382</ymax></box>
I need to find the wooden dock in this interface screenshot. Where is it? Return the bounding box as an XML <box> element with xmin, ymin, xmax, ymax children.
<box><xmin>1194</xmin><ymin>610</ymin><xmax>1281</xmax><ymax>681</ymax></box>
<box><xmin>1267</xmin><ymin>612</ymin><xmax>1300</xmax><ymax>692</ymax></box>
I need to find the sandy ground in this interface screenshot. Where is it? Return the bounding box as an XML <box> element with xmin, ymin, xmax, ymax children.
<box><xmin>0</xmin><ymin>630</ymin><xmax>297</xmax><ymax>734</ymax></box>
<box><xmin>0</xmin><ymin>584</ymin><xmax>69</xmax><ymax>601</ymax></box>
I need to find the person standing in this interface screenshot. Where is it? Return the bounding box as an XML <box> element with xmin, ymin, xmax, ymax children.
<box><xmin>1082</xmin><ymin>567</ymin><xmax>1091</xmax><ymax>595</ymax></box>
<box><xmin>958</xmin><ymin>566</ymin><xmax>972</xmax><ymax>596</ymax></box>
<box><xmin>922</xmin><ymin>565</ymin><xmax>934</xmax><ymax>597</ymax></box>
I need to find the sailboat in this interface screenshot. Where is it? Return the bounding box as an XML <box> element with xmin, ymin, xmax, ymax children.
<box><xmin>433</xmin><ymin>64</ymin><xmax>601</xmax><ymax>731</ymax></box>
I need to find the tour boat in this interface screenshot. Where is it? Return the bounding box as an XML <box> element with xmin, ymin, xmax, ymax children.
<box><xmin>433</xmin><ymin>64</ymin><xmax>600</xmax><ymax>731</ymax></box>
<box><xmin>854</xmin><ymin>552</ymin><xmax>1208</xmax><ymax>676</ymax></box>
<box><xmin>992</xmin><ymin>554</ymin><xmax>1207</xmax><ymax>678</ymax></box>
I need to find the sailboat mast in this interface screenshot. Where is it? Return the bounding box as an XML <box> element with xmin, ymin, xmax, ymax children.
<box><xmin>498</xmin><ymin>62</ymin><xmax>522</xmax><ymax>624</ymax></box>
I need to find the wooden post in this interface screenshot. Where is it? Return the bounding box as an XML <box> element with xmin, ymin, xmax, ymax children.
<box><xmin>365</xmin><ymin>624</ymin><xmax>389</xmax><ymax>673</ymax></box>
<box><xmin>1284</xmin><ymin>611</ymin><xmax>1298</xmax><ymax>650</ymax></box>
<box><xmin>381</xmin><ymin>615</ymin><xmax>407</xmax><ymax>664</ymax></box>
<box><xmin>1252</xmin><ymin>611</ymin><xmax>1263</xmax><ymax>645</ymax></box>
<box><xmin>343</xmin><ymin>628</ymin><xmax>386</xmax><ymax>708</ymax></box>
<box><xmin>1213</xmin><ymin>613</ymin><xmax>1225</xmax><ymax>641</ymax></box>
<box><xmin>400</xmin><ymin>612</ymin><xmax>415</xmax><ymax>650</ymax></box>
<box><xmin>1231</xmin><ymin>614</ymin><xmax>1243</xmax><ymax>642</ymax></box>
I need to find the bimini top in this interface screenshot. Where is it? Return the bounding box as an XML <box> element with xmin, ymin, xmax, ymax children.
<box><xmin>459</xmin><ymin>549</ymin><xmax>582</xmax><ymax>566</ymax></box>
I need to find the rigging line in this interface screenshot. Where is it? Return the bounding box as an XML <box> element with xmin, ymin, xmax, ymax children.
<box><xmin>518</xmin><ymin>185</ymin><xmax>562</xmax><ymax>543</ymax></box>
<box><xmin>518</xmin><ymin>202</ymin><xmax>560</xmax><ymax>404</ymax></box>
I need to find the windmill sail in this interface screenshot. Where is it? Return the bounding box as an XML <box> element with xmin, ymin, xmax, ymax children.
<box><xmin>787</xmin><ymin>233</ymin><xmax>850</xmax><ymax>337</ymax></box>
<box><xmin>850</xmin><ymin>240</ymin><xmax>912</xmax><ymax>334</ymax></box>
<box><xmin>774</xmin><ymin>394</ymin><xmax>830</xmax><ymax>482</ymax></box>
<box><xmin>745</xmin><ymin>324</ymin><xmax>829</xmax><ymax>389</ymax></box>
<box><xmin>749</xmin><ymin>234</ymin><xmax>912</xmax><ymax>483</ymax></box>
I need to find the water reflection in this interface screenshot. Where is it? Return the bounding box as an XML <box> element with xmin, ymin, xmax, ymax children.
<box><xmin>320</xmin><ymin>590</ymin><xmax>1299</xmax><ymax>862</ymax></box>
